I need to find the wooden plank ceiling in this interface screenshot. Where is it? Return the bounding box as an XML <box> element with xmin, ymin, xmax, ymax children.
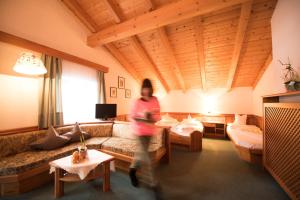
<box><xmin>61</xmin><ymin>0</ymin><xmax>277</xmax><ymax>92</ymax></box>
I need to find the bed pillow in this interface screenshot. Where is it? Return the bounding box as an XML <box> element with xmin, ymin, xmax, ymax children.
<box><xmin>233</xmin><ymin>114</ymin><xmax>247</xmax><ymax>125</ymax></box>
<box><xmin>30</xmin><ymin>126</ymin><xmax>70</xmax><ymax>150</ymax></box>
<box><xmin>62</xmin><ymin>122</ymin><xmax>91</xmax><ymax>143</ymax></box>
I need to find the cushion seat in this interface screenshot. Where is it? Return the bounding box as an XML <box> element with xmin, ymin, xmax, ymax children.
<box><xmin>0</xmin><ymin>137</ymin><xmax>110</xmax><ymax>176</ymax></box>
<box><xmin>101</xmin><ymin>137</ymin><xmax>161</xmax><ymax>157</ymax></box>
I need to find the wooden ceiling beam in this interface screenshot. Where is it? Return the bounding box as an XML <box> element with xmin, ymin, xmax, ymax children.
<box><xmin>87</xmin><ymin>0</ymin><xmax>250</xmax><ymax>46</ymax></box>
<box><xmin>148</xmin><ymin>0</ymin><xmax>185</xmax><ymax>90</ymax></box>
<box><xmin>102</xmin><ymin>0</ymin><xmax>121</xmax><ymax>23</ymax></box>
<box><xmin>61</xmin><ymin>0</ymin><xmax>144</xmax><ymax>83</ymax></box>
<box><xmin>252</xmin><ymin>53</ymin><xmax>272</xmax><ymax>88</ymax></box>
<box><xmin>105</xmin><ymin>43</ymin><xmax>142</xmax><ymax>82</ymax></box>
<box><xmin>157</xmin><ymin>28</ymin><xmax>186</xmax><ymax>90</ymax></box>
<box><xmin>129</xmin><ymin>37</ymin><xmax>170</xmax><ymax>92</ymax></box>
<box><xmin>102</xmin><ymin>0</ymin><xmax>170</xmax><ymax>92</ymax></box>
<box><xmin>194</xmin><ymin>16</ymin><xmax>207</xmax><ymax>90</ymax></box>
<box><xmin>226</xmin><ymin>1</ymin><xmax>253</xmax><ymax>90</ymax></box>
<box><xmin>61</xmin><ymin>0</ymin><xmax>98</xmax><ymax>33</ymax></box>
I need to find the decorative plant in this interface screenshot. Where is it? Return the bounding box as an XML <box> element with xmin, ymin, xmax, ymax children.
<box><xmin>279</xmin><ymin>58</ymin><xmax>299</xmax><ymax>83</ymax></box>
<box><xmin>79</xmin><ymin>133</ymin><xmax>86</xmax><ymax>150</ymax></box>
<box><xmin>279</xmin><ymin>58</ymin><xmax>300</xmax><ymax>91</ymax></box>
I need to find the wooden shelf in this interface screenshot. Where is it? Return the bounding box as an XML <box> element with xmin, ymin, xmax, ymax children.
<box><xmin>262</xmin><ymin>90</ymin><xmax>300</xmax><ymax>98</ymax></box>
<box><xmin>202</xmin><ymin>119</ymin><xmax>226</xmax><ymax>139</ymax></box>
<box><xmin>262</xmin><ymin>91</ymin><xmax>300</xmax><ymax>103</ymax></box>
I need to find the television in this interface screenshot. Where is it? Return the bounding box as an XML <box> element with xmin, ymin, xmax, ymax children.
<box><xmin>95</xmin><ymin>104</ymin><xmax>117</xmax><ymax>120</ymax></box>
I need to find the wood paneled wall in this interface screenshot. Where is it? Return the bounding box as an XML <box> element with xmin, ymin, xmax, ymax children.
<box><xmin>116</xmin><ymin>113</ymin><xmax>262</xmax><ymax>129</ymax></box>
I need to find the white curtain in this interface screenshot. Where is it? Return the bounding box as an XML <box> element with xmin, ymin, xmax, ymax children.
<box><xmin>61</xmin><ymin>60</ymin><xmax>99</xmax><ymax>124</ymax></box>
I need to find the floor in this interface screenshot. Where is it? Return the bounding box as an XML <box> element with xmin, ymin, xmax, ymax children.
<box><xmin>1</xmin><ymin>139</ymin><xmax>289</xmax><ymax>200</ymax></box>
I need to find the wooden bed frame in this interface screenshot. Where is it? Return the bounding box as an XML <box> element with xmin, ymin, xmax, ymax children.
<box><xmin>170</xmin><ymin>131</ymin><xmax>202</xmax><ymax>152</ymax></box>
<box><xmin>227</xmin><ymin>133</ymin><xmax>262</xmax><ymax>165</ymax></box>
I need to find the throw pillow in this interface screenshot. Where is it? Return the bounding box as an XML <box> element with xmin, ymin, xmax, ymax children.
<box><xmin>63</xmin><ymin>122</ymin><xmax>91</xmax><ymax>143</ymax></box>
<box><xmin>30</xmin><ymin>126</ymin><xmax>70</xmax><ymax>150</ymax></box>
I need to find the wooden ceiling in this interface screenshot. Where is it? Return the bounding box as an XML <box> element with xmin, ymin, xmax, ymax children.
<box><xmin>61</xmin><ymin>0</ymin><xmax>276</xmax><ymax>92</ymax></box>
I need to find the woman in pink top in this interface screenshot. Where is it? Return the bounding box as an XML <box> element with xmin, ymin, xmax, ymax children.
<box><xmin>129</xmin><ymin>79</ymin><xmax>162</xmax><ymax>198</ymax></box>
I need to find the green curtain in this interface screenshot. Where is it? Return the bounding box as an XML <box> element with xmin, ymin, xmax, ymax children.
<box><xmin>38</xmin><ymin>54</ymin><xmax>64</xmax><ymax>129</ymax></box>
<box><xmin>98</xmin><ymin>71</ymin><xmax>106</xmax><ymax>104</ymax></box>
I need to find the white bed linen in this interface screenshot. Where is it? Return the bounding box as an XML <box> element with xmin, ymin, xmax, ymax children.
<box><xmin>227</xmin><ymin>124</ymin><xmax>263</xmax><ymax>150</ymax></box>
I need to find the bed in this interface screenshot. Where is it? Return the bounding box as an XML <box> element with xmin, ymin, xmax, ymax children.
<box><xmin>169</xmin><ymin>115</ymin><xmax>203</xmax><ymax>152</ymax></box>
<box><xmin>227</xmin><ymin>124</ymin><xmax>263</xmax><ymax>164</ymax></box>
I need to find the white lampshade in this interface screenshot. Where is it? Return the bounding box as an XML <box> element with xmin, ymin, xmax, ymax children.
<box><xmin>13</xmin><ymin>52</ymin><xmax>47</xmax><ymax>75</ymax></box>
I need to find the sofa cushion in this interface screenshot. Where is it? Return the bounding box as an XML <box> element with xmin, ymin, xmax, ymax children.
<box><xmin>62</xmin><ymin>123</ymin><xmax>91</xmax><ymax>143</ymax></box>
<box><xmin>85</xmin><ymin>137</ymin><xmax>110</xmax><ymax>149</ymax></box>
<box><xmin>80</xmin><ymin>124</ymin><xmax>112</xmax><ymax>137</ymax></box>
<box><xmin>56</xmin><ymin>123</ymin><xmax>113</xmax><ymax>138</ymax></box>
<box><xmin>0</xmin><ymin>137</ymin><xmax>109</xmax><ymax>176</ymax></box>
<box><xmin>0</xmin><ymin>130</ymin><xmax>47</xmax><ymax>158</ymax></box>
<box><xmin>30</xmin><ymin>126</ymin><xmax>71</xmax><ymax>150</ymax></box>
<box><xmin>101</xmin><ymin>137</ymin><xmax>161</xmax><ymax>157</ymax></box>
<box><xmin>112</xmin><ymin>122</ymin><xmax>136</xmax><ymax>139</ymax></box>
<box><xmin>112</xmin><ymin>122</ymin><xmax>164</xmax><ymax>146</ymax></box>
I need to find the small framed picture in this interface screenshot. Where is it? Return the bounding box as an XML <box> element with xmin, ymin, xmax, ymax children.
<box><xmin>125</xmin><ymin>89</ymin><xmax>131</xmax><ymax>98</ymax></box>
<box><xmin>118</xmin><ymin>76</ymin><xmax>125</xmax><ymax>89</ymax></box>
<box><xmin>110</xmin><ymin>87</ymin><xmax>117</xmax><ymax>98</ymax></box>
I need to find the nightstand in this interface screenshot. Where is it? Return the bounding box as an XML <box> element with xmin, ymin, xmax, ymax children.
<box><xmin>202</xmin><ymin>117</ymin><xmax>226</xmax><ymax>139</ymax></box>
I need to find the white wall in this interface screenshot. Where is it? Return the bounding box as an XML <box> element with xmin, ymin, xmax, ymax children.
<box><xmin>252</xmin><ymin>0</ymin><xmax>300</xmax><ymax>116</ymax></box>
<box><xmin>0</xmin><ymin>0</ymin><xmax>139</xmax><ymax>129</ymax></box>
<box><xmin>159</xmin><ymin>87</ymin><xmax>253</xmax><ymax>115</ymax></box>
<box><xmin>0</xmin><ymin>42</ymin><xmax>41</xmax><ymax>130</ymax></box>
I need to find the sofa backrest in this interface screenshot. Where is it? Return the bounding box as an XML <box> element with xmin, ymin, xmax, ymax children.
<box><xmin>0</xmin><ymin>130</ymin><xmax>47</xmax><ymax>158</ymax></box>
<box><xmin>0</xmin><ymin>123</ymin><xmax>113</xmax><ymax>158</ymax></box>
<box><xmin>112</xmin><ymin>121</ymin><xmax>165</xmax><ymax>147</ymax></box>
<box><xmin>56</xmin><ymin>123</ymin><xmax>113</xmax><ymax>137</ymax></box>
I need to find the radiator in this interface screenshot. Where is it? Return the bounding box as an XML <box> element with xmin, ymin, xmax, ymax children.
<box><xmin>264</xmin><ymin>103</ymin><xmax>300</xmax><ymax>200</ymax></box>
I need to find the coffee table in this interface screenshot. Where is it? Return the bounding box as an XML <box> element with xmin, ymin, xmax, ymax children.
<box><xmin>49</xmin><ymin>149</ymin><xmax>114</xmax><ymax>198</ymax></box>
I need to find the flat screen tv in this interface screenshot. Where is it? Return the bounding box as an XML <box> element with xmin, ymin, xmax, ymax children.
<box><xmin>95</xmin><ymin>104</ymin><xmax>117</xmax><ymax>120</ymax></box>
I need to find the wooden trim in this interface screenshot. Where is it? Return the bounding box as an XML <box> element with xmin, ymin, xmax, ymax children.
<box><xmin>87</xmin><ymin>0</ymin><xmax>250</xmax><ymax>46</ymax></box>
<box><xmin>226</xmin><ymin>1</ymin><xmax>252</xmax><ymax>89</ymax></box>
<box><xmin>0</xmin><ymin>121</ymin><xmax>113</xmax><ymax>136</ymax></box>
<box><xmin>129</xmin><ymin>36</ymin><xmax>170</xmax><ymax>92</ymax></box>
<box><xmin>193</xmin><ymin>16</ymin><xmax>207</xmax><ymax>90</ymax></box>
<box><xmin>0</xmin><ymin>31</ymin><xmax>109</xmax><ymax>73</ymax></box>
<box><xmin>0</xmin><ymin>126</ymin><xmax>39</xmax><ymax>136</ymax></box>
<box><xmin>105</xmin><ymin>43</ymin><xmax>142</xmax><ymax>82</ymax></box>
<box><xmin>61</xmin><ymin>0</ymin><xmax>98</xmax><ymax>32</ymax></box>
<box><xmin>252</xmin><ymin>53</ymin><xmax>272</xmax><ymax>88</ymax></box>
<box><xmin>157</xmin><ymin>28</ymin><xmax>186</xmax><ymax>90</ymax></box>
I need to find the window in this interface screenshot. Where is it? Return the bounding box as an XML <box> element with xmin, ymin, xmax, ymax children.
<box><xmin>61</xmin><ymin>60</ymin><xmax>99</xmax><ymax>124</ymax></box>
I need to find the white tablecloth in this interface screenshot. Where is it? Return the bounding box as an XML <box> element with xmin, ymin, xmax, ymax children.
<box><xmin>49</xmin><ymin>149</ymin><xmax>114</xmax><ymax>180</ymax></box>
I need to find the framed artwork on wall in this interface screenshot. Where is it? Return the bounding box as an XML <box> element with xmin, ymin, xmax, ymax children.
<box><xmin>110</xmin><ymin>87</ymin><xmax>117</xmax><ymax>98</ymax></box>
<box><xmin>118</xmin><ymin>76</ymin><xmax>125</xmax><ymax>89</ymax></box>
<box><xmin>125</xmin><ymin>89</ymin><xmax>131</xmax><ymax>98</ymax></box>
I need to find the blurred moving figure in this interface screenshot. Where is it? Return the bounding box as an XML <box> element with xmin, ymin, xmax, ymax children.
<box><xmin>129</xmin><ymin>78</ymin><xmax>162</xmax><ymax>199</ymax></box>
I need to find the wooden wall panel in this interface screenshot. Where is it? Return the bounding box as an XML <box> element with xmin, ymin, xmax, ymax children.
<box><xmin>166</xmin><ymin>18</ymin><xmax>202</xmax><ymax>89</ymax></box>
<box><xmin>137</xmin><ymin>30</ymin><xmax>180</xmax><ymax>90</ymax></box>
<box><xmin>73</xmin><ymin>0</ymin><xmax>277</xmax><ymax>90</ymax></box>
<box><xmin>233</xmin><ymin>0</ymin><xmax>276</xmax><ymax>87</ymax></box>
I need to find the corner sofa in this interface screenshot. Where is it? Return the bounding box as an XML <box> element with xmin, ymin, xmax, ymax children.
<box><xmin>0</xmin><ymin>121</ymin><xmax>170</xmax><ymax>196</ymax></box>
